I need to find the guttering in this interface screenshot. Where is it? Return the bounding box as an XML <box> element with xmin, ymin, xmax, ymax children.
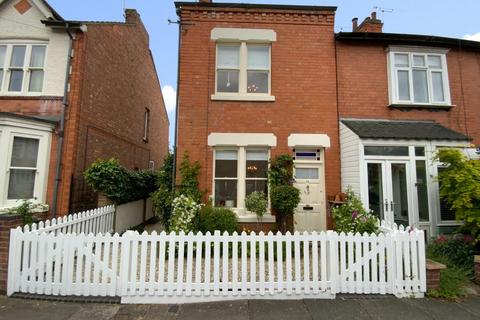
<box><xmin>50</xmin><ymin>23</ymin><xmax>74</xmax><ymax>218</ymax></box>
<box><xmin>174</xmin><ymin>2</ymin><xmax>337</xmax><ymax>12</ymax></box>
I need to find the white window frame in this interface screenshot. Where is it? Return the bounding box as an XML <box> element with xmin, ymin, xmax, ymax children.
<box><xmin>212</xmin><ymin>146</ymin><xmax>275</xmax><ymax>223</ymax></box>
<box><xmin>143</xmin><ymin>108</ymin><xmax>150</xmax><ymax>142</ymax></box>
<box><xmin>0</xmin><ymin>116</ymin><xmax>53</xmax><ymax>210</ymax></box>
<box><xmin>212</xmin><ymin>42</ymin><xmax>274</xmax><ymax>101</ymax></box>
<box><xmin>387</xmin><ymin>46</ymin><xmax>451</xmax><ymax>106</ymax></box>
<box><xmin>0</xmin><ymin>40</ymin><xmax>48</xmax><ymax>96</ymax></box>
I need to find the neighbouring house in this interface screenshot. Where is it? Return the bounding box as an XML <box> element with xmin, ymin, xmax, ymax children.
<box><xmin>0</xmin><ymin>0</ymin><xmax>169</xmax><ymax>217</ymax></box>
<box><xmin>337</xmin><ymin>13</ymin><xmax>480</xmax><ymax>238</ymax></box>
<box><xmin>174</xmin><ymin>1</ymin><xmax>479</xmax><ymax>236</ymax></box>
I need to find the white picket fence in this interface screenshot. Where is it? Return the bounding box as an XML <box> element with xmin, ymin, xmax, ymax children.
<box><xmin>7</xmin><ymin>222</ymin><xmax>426</xmax><ymax>303</ymax></box>
<box><xmin>26</xmin><ymin>205</ymin><xmax>115</xmax><ymax>235</ymax></box>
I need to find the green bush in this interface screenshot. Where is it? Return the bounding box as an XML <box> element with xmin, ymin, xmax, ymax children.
<box><xmin>331</xmin><ymin>188</ymin><xmax>379</xmax><ymax>234</ymax></box>
<box><xmin>169</xmin><ymin>195</ymin><xmax>202</xmax><ymax>234</ymax></box>
<box><xmin>436</xmin><ymin>149</ymin><xmax>480</xmax><ymax>243</ymax></box>
<box><xmin>270</xmin><ymin>185</ymin><xmax>300</xmax><ymax>215</ymax></box>
<box><xmin>245</xmin><ymin>191</ymin><xmax>268</xmax><ymax>223</ymax></box>
<box><xmin>427</xmin><ymin>234</ymin><xmax>475</xmax><ymax>278</ymax></box>
<box><xmin>151</xmin><ymin>153</ymin><xmax>174</xmax><ymax>228</ymax></box>
<box><xmin>84</xmin><ymin>158</ymin><xmax>156</xmax><ymax>204</ymax></box>
<box><xmin>198</xmin><ymin>206</ymin><xmax>238</xmax><ymax>234</ymax></box>
<box><xmin>178</xmin><ymin>153</ymin><xmax>204</xmax><ymax>203</ymax></box>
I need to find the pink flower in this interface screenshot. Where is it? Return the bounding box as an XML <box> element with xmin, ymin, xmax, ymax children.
<box><xmin>351</xmin><ymin>211</ymin><xmax>358</xmax><ymax>219</ymax></box>
<box><xmin>436</xmin><ymin>234</ymin><xmax>447</xmax><ymax>243</ymax></box>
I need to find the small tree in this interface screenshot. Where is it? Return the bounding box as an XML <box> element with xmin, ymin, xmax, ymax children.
<box><xmin>245</xmin><ymin>191</ymin><xmax>268</xmax><ymax>230</ymax></box>
<box><xmin>268</xmin><ymin>155</ymin><xmax>300</xmax><ymax>233</ymax></box>
<box><xmin>151</xmin><ymin>153</ymin><xmax>174</xmax><ymax>228</ymax></box>
<box><xmin>436</xmin><ymin>149</ymin><xmax>480</xmax><ymax>243</ymax></box>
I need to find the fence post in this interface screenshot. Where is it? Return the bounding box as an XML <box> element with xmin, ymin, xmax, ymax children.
<box><xmin>119</xmin><ymin>230</ymin><xmax>134</xmax><ymax>296</ymax></box>
<box><xmin>327</xmin><ymin>231</ymin><xmax>338</xmax><ymax>295</ymax></box>
<box><xmin>6</xmin><ymin>227</ymin><xmax>21</xmax><ymax>296</ymax></box>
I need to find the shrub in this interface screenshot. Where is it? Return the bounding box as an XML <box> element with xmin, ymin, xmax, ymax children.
<box><xmin>7</xmin><ymin>200</ymin><xmax>46</xmax><ymax>225</ymax></box>
<box><xmin>151</xmin><ymin>154</ymin><xmax>174</xmax><ymax>228</ymax></box>
<box><xmin>169</xmin><ymin>195</ymin><xmax>202</xmax><ymax>233</ymax></box>
<box><xmin>268</xmin><ymin>154</ymin><xmax>295</xmax><ymax>186</ymax></box>
<box><xmin>270</xmin><ymin>185</ymin><xmax>300</xmax><ymax>215</ymax></box>
<box><xmin>436</xmin><ymin>149</ymin><xmax>480</xmax><ymax>243</ymax></box>
<box><xmin>427</xmin><ymin>264</ymin><xmax>470</xmax><ymax>300</ymax></box>
<box><xmin>198</xmin><ymin>206</ymin><xmax>238</xmax><ymax>234</ymax></box>
<box><xmin>84</xmin><ymin>158</ymin><xmax>156</xmax><ymax>204</ymax></box>
<box><xmin>178</xmin><ymin>153</ymin><xmax>203</xmax><ymax>203</ymax></box>
<box><xmin>427</xmin><ymin>234</ymin><xmax>475</xmax><ymax>278</ymax></box>
<box><xmin>245</xmin><ymin>191</ymin><xmax>268</xmax><ymax>224</ymax></box>
<box><xmin>331</xmin><ymin>188</ymin><xmax>378</xmax><ymax>234</ymax></box>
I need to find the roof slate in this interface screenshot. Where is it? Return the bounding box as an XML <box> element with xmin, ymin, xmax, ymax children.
<box><xmin>341</xmin><ymin>119</ymin><xmax>470</xmax><ymax>141</ymax></box>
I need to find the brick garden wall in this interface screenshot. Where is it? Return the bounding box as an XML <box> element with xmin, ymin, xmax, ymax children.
<box><xmin>176</xmin><ymin>6</ymin><xmax>341</xmax><ymax>228</ymax></box>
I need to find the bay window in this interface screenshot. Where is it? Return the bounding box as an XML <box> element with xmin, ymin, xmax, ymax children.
<box><xmin>0</xmin><ymin>43</ymin><xmax>47</xmax><ymax>94</ymax></box>
<box><xmin>388</xmin><ymin>47</ymin><xmax>451</xmax><ymax>106</ymax></box>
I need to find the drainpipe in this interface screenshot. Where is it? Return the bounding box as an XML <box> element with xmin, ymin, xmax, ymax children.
<box><xmin>172</xmin><ymin>16</ymin><xmax>183</xmax><ymax>193</ymax></box>
<box><xmin>51</xmin><ymin>23</ymin><xmax>74</xmax><ymax>218</ymax></box>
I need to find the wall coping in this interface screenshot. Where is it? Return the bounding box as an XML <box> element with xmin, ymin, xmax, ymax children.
<box><xmin>426</xmin><ymin>259</ymin><xmax>447</xmax><ymax>271</ymax></box>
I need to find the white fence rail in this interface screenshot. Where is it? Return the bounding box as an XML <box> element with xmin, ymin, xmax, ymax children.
<box><xmin>7</xmin><ymin>226</ymin><xmax>426</xmax><ymax>302</ymax></box>
<box><xmin>25</xmin><ymin>205</ymin><xmax>115</xmax><ymax>235</ymax></box>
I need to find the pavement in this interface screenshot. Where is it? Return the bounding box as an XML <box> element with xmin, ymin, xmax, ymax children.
<box><xmin>1</xmin><ymin>295</ymin><xmax>480</xmax><ymax>320</ymax></box>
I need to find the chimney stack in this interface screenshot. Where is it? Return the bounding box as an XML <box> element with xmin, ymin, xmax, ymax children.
<box><xmin>353</xmin><ymin>11</ymin><xmax>383</xmax><ymax>33</ymax></box>
<box><xmin>352</xmin><ymin>17</ymin><xmax>358</xmax><ymax>31</ymax></box>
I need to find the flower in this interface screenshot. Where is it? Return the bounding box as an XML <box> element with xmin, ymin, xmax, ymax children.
<box><xmin>436</xmin><ymin>234</ymin><xmax>447</xmax><ymax>243</ymax></box>
<box><xmin>351</xmin><ymin>211</ymin><xmax>359</xmax><ymax>219</ymax></box>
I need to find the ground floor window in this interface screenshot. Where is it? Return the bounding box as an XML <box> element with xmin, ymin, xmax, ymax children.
<box><xmin>0</xmin><ymin>117</ymin><xmax>52</xmax><ymax>209</ymax></box>
<box><xmin>213</xmin><ymin>147</ymin><xmax>269</xmax><ymax>210</ymax></box>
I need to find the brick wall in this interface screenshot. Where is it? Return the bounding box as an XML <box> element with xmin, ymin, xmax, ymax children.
<box><xmin>67</xmin><ymin>12</ymin><xmax>169</xmax><ymax>213</ymax></box>
<box><xmin>336</xmin><ymin>41</ymin><xmax>480</xmax><ymax>145</ymax></box>
<box><xmin>176</xmin><ymin>6</ymin><xmax>340</xmax><ymax>228</ymax></box>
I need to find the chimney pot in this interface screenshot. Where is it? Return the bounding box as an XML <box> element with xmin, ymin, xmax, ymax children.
<box><xmin>371</xmin><ymin>11</ymin><xmax>377</xmax><ymax>20</ymax></box>
<box><xmin>199</xmin><ymin>0</ymin><xmax>212</xmax><ymax>3</ymax></box>
<box><xmin>352</xmin><ymin>17</ymin><xmax>358</xmax><ymax>31</ymax></box>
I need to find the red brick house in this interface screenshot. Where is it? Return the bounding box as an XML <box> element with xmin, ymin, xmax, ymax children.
<box><xmin>0</xmin><ymin>0</ymin><xmax>169</xmax><ymax>217</ymax></box>
<box><xmin>175</xmin><ymin>1</ymin><xmax>479</xmax><ymax>236</ymax></box>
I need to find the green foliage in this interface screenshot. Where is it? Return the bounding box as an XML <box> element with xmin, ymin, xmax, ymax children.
<box><xmin>427</xmin><ymin>234</ymin><xmax>475</xmax><ymax>278</ymax></box>
<box><xmin>331</xmin><ymin>188</ymin><xmax>379</xmax><ymax>234</ymax></box>
<box><xmin>268</xmin><ymin>154</ymin><xmax>300</xmax><ymax>233</ymax></box>
<box><xmin>436</xmin><ymin>149</ymin><xmax>480</xmax><ymax>242</ymax></box>
<box><xmin>177</xmin><ymin>153</ymin><xmax>204</xmax><ymax>203</ymax></box>
<box><xmin>268</xmin><ymin>154</ymin><xmax>294</xmax><ymax>186</ymax></box>
<box><xmin>426</xmin><ymin>252</ymin><xmax>470</xmax><ymax>300</ymax></box>
<box><xmin>84</xmin><ymin>158</ymin><xmax>156</xmax><ymax>204</ymax></box>
<box><xmin>151</xmin><ymin>153</ymin><xmax>174</xmax><ymax>228</ymax></box>
<box><xmin>245</xmin><ymin>191</ymin><xmax>268</xmax><ymax>222</ymax></box>
<box><xmin>7</xmin><ymin>200</ymin><xmax>46</xmax><ymax>225</ymax></box>
<box><xmin>270</xmin><ymin>185</ymin><xmax>300</xmax><ymax>216</ymax></box>
<box><xmin>169</xmin><ymin>195</ymin><xmax>202</xmax><ymax>233</ymax></box>
<box><xmin>198</xmin><ymin>206</ymin><xmax>238</xmax><ymax>234</ymax></box>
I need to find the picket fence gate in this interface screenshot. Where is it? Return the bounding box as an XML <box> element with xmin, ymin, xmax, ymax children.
<box><xmin>7</xmin><ymin>212</ymin><xmax>426</xmax><ymax>303</ymax></box>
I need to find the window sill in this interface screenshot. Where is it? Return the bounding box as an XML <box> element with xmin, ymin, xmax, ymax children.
<box><xmin>211</xmin><ymin>94</ymin><xmax>276</xmax><ymax>102</ymax></box>
<box><xmin>0</xmin><ymin>203</ymin><xmax>49</xmax><ymax>215</ymax></box>
<box><xmin>237</xmin><ymin>214</ymin><xmax>276</xmax><ymax>223</ymax></box>
<box><xmin>388</xmin><ymin>103</ymin><xmax>454</xmax><ymax>110</ymax></box>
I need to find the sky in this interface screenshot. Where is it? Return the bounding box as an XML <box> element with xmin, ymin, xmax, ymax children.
<box><xmin>47</xmin><ymin>0</ymin><xmax>480</xmax><ymax>146</ymax></box>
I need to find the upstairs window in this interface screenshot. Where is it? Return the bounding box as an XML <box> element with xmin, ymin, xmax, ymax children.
<box><xmin>0</xmin><ymin>43</ymin><xmax>47</xmax><ymax>94</ymax></box>
<box><xmin>215</xmin><ymin>43</ymin><xmax>272</xmax><ymax>98</ymax></box>
<box><xmin>388</xmin><ymin>48</ymin><xmax>451</xmax><ymax>106</ymax></box>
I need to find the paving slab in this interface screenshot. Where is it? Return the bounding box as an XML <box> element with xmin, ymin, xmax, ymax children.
<box><xmin>142</xmin><ymin>304</ymin><xmax>179</xmax><ymax>320</ymax></box>
<box><xmin>458</xmin><ymin>297</ymin><xmax>480</xmax><ymax>316</ymax></box>
<box><xmin>248</xmin><ymin>300</ymin><xmax>311</xmax><ymax>320</ymax></box>
<box><xmin>110</xmin><ymin>304</ymin><xmax>150</xmax><ymax>320</ymax></box>
<box><xmin>404</xmin><ymin>298</ymin><xmax>479</xmax><ymax>320</ymax></box>
<box><xmin>304</xmin><ymin>298</ymin><xmax>372</xmax><ymax>320</ymax></box>
<box><xmin>178</xmin><ymin>300</ymin><xmax>249</xmax><ymax>320</ymax></box>
<box><xmin>68</xmin><ymin>304</ymin><xmax>120</xmax><ymax>320</ymax></box>
<box><xmin>356</xmin><ymin>297</ymin><xmax>431</xmax><ymax>320</ymax></box>
<box><xmin>0</xmin><ymin>297</ymin><xmax>81</xmax><ymax>320</ymax></box>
